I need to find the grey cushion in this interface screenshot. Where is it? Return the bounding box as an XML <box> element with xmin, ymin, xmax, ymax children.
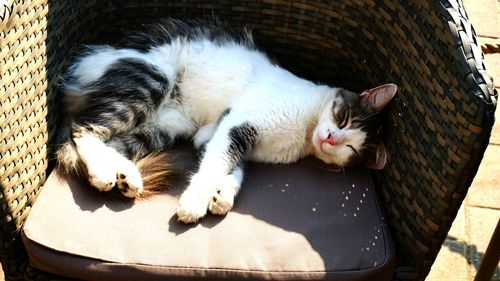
<box><xmin>22</xmin><ymin>145</ymin><xmax>395</xmax><ymax>280</ymax></box>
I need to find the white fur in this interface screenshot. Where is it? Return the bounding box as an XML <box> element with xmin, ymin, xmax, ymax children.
<box><xmin>73</xmin><ymin>134</ymin><xmax>143</xmax><ymax>197</ymax></box>
<box><xmin>193</xmin><ymin>123</ymin><xmax>217</xmax><ymax>149</ymax></box>
<box><xmin>144</xmin><ymin>39</ymin><xmax>361</xmax><ymax>165</ymax></box>
<box><xmin>73</xmin><ymin>134</ymin><xmax>117</xmax><ymax>191</ymax></box>
<box><xmin>68</xmin><ymin>38</ymin><xmax>372</xmax><ymax>221</ymax></box>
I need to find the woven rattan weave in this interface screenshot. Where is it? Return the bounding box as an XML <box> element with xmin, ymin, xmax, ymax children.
<box><xmin>0</xmin><ymin>1</ymin><xmax>496</xmax><ymax>280</ymax></box>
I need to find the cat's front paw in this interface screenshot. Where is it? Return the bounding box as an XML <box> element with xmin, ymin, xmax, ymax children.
<box><xmin>176</xmin><ymin>173</ymin><xmax>212</xmax><ymax>223</ymax></box>
<box><xmin>208</xmin><ymin>189</ymin><xmax>235</xmax><ymax>215</ymax></box>
<box><xmin>208</xmin><ymin>174</ymin><xmax>239</xmax><ymax>215</ymax></box>
<box><xmin>176</xmin><ymin>171</ymin><xmax>241</xmax><ymax>223</ymax></box>
<box><xmin>176</xmin><ymin>194</ymin><xmax>209</xmax><ymax>224</ymax></box>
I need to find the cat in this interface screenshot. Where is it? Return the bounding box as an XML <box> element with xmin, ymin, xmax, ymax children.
<box><xmin>56</xmin><ymin>18</ymin><xmax>397</xmax><ymax>224</ymax></box>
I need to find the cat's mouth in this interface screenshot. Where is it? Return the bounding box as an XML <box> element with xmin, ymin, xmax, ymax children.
<box><xmin>315</xmin><ymin>133</ymin><xmax>340</xmax><ymax>150</ymax></box>
<box><xmin>315</xmin><ymin>133</ymin><xmax>335</xmax><ymax>153</ymax></box>
<box><xmin>320</xmin><ymin>133</ymin><xmax>337</xmax><ymax>146</ymax></box>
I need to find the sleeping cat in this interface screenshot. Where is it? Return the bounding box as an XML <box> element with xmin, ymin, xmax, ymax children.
<box><xmin>57</xmin><ymin>19</ymin><xmax>397</xmax><ymax>224</ymax></box>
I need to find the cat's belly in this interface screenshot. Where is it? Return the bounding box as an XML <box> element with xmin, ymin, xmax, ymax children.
<box><xmin>249</xmin><ymin>132</ymin><xmax>307</xmax><ymax>164</ymax></box>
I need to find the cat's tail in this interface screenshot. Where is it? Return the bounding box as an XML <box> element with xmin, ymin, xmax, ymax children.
<box><xmin>135</xmin><ymin>152</ymin><xmax>179</xmax><ymax>198</ymax></box>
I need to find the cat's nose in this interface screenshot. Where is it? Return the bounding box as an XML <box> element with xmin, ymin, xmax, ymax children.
<box><xmin>320</xmin><ymin>133</ymin><xmax>337</xmax><ymax>146</ymax></box>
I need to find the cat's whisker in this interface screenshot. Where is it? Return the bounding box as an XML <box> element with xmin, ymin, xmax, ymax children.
<box><xmin>359</xmin><ymin>112</ymin><xmax>379</xmax><ymax>121</ymax></box>
<box><xmin>347</xmin><ymin>145</ymin><xmax>361</xmax><ymax>159</ymax></box>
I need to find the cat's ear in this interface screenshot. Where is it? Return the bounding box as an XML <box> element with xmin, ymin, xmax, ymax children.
<box><xmin>366</xmin><ymin>143</ymin><xmax>387</xmax><ymax>170</ymax></box>
<box><xmin>360</xmin><ymin>83</ymin><xmax>397</xmax><ymax>112</ymax></box>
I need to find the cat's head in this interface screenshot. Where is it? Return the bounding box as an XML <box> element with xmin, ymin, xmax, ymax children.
<box><xmin>311</xmin><ymin>84</ymin><xmax>397</xmax><ymax>169</ymax></box>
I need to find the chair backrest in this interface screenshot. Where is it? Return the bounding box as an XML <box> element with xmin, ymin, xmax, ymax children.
<box><xmin>0</xmin><ymin>1</ymin><xmax>496</xmax><ymax>280</ymax></box>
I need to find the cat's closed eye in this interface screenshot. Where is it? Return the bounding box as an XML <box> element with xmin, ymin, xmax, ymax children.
<box><xmin>335</xmin><ymin>107</ymin><xmax>350</xmax><ymax>129</ymax></box>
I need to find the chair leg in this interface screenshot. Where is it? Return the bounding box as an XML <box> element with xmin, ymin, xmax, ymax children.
<box><xmin>474</xmin><ymin>219</ymin><xmax>500</xmax><ymax>281</ymax></box>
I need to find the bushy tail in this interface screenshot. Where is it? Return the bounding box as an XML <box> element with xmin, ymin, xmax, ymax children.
<box><xmin>55</xmin><ymin>127</ymin><xmax>177</xmax><ymax>198</ymax></box>
<box><xmin>135</xmin><ymin>152</ymin><xmax>179</xmax><ymax>198</ymax></box>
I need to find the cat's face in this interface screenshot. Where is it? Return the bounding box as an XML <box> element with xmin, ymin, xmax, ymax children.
<box><xmin>311</xmin><ymin>84</ymin><xmax>397</xmax><ymax>169</ymax></box>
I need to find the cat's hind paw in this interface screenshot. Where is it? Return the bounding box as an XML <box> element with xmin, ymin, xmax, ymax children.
<box><xmin>74</xmin><ymin>134</ymin><xmax>144</xmax><ymax>197</ymax></box>
<box><xmin>74</xmin><ymin>135</ymin><xmax>116</xmax><ymax>192</ymax></box>
<box><xmin>115</xmin><ymin>157</ymin><xmax>143</xmax><ymax>198</ymax></box>
<box><xmin>88</xmin><ymin>169</ymin><xmax>116</xmax><ymax>192</ymax></box>
<box><xmin>116</xmin><ymin>164</ymin><xmax>143</xmax><ymax>198</ymax></box>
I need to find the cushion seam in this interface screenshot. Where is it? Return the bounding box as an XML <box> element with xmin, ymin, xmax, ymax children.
<box><xmin>24</xmin><ymin>232</ymin><xmax>390</xmax><ymax>276</ymax></box>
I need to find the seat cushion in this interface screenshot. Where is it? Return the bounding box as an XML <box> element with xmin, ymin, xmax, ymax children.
<box><xmin>22</xmin><ymin>145</ymin><xmax>395</xmax><ymax>281</ymax></box>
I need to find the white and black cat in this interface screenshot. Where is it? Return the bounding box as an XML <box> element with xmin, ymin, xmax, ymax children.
<box><xmin>56</xmin><ymin>19</ymin><xmax>397</xmax><ymax>224</ymax></box>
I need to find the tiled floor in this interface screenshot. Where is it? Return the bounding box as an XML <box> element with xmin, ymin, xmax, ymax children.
<box><xmin>426</xmin><ymin>1</ymin><xmax>500</xmax><ymax>281</ymax></box>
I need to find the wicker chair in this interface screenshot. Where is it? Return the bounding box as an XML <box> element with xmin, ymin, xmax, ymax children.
<box><xmin>0</xmin><ymin>0</ymin><xmax>496</xmax><ymax>280</ymax></box>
